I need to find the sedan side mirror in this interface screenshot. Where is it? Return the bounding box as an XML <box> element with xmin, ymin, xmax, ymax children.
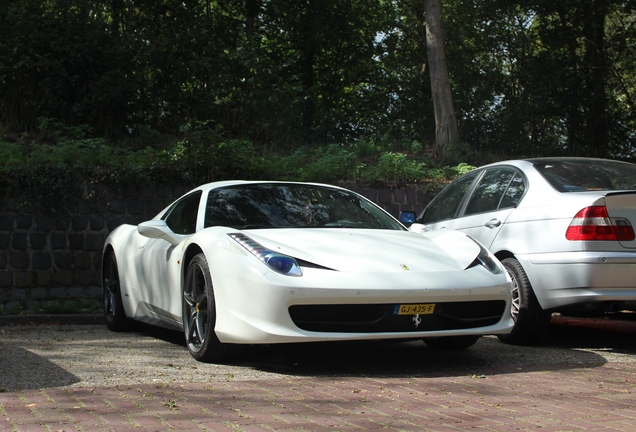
<box><xmin>138</xmin><ymin>220</ymin><xmax>182</xmax><ymax>246</ymax></box>
<box><xmin>399</xmin><ymin>211</ymin><xmax>416</xmax><ymax>227</ymax></box>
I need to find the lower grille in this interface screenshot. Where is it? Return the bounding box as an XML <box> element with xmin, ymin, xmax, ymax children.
<box><xmin>289</xmin><ymin>300</ymin><xmax>506</xmax><ymax>333</ymax></box>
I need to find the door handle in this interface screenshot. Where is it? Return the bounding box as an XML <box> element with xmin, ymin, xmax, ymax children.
<box><xmin>485</xmin><ymin>219</ymin><xmax>501</xmax><ymax>228</ymax></box>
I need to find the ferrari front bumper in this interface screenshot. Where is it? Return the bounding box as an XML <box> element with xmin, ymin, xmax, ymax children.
<box><xmin>211</xmin><ymin>264</ymin><xmax>515</xmax><ymax>344</ymax></box>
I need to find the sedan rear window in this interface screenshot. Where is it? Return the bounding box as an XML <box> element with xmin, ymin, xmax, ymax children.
<box><xmin>534</xmin><ymin>159</ymin><xmax>636</xmax><ymax>192</ymax></box>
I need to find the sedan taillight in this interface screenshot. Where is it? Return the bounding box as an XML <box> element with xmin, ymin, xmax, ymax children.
<box><xmin>566</xmin><ymin>206</ymin><xmax>635</xmax><ymax>241</ymax></box>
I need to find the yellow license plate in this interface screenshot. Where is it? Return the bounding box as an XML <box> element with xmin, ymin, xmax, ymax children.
<box><xmin>395</xmin><ymin>303</ymin><xmax>435</xmax><ymax>315</ymax></box>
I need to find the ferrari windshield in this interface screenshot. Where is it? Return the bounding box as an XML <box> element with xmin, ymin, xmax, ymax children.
<box><xmin>534</xmin><ymin>159</ymin><xmax>636</xmax><ymax>192</ymax></box>
<box><xmin>204</xmin><ymin>183</ymin><xmax>405</xmax><ymax>230</ymax></box>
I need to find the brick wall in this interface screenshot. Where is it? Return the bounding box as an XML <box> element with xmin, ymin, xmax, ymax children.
<box><xmin>0</xmin><ymin>181</ymin><xmax>436</xmax><ymax>311</ymax></box>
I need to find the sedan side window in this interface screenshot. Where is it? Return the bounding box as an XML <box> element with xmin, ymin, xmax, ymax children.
<box><xmin>163</xmin><ymin>191</ymin><xmax>202</xmax><ymax>235</ymax></box>
<box><xmin>499</xmin><ymin>173</ymin><xmax>525</xmax><ymax>209</ymax></box>
<box><xmin>464</xmin><ymin>168</ymin><xmax>518</xmax><ymax>216</ymax></box>
<box><xmin>420</xmin><ymin>172</ymin><xmax>478</xmax><ymax>224</ymax></box>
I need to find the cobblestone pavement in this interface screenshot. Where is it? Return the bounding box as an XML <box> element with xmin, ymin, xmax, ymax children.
<box><xmin>1</xmin><ymin>316</ymin><xmax>635</xmax><ymax>431</ymax></box>
<box><xmin>2</xmin><ymin>364</ymin><xmax>636</xmax><ymax>432</ymax></box>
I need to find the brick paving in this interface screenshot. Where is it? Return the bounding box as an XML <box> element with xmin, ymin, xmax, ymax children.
<box><xmin>1</xmin><ymin>363</ymin><xmax>635</xmax><ymax>431</ymax></box>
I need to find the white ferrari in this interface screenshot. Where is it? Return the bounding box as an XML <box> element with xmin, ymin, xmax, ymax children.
<box><xmin>102</xmin><ymin>181</ymin><xmax>514</xmax><ymax>362</ymax></box>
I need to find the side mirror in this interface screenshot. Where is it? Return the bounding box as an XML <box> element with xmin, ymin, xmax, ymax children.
<box><xmin>408</xmin><ymin>223</ymin><xmax>430</xmax><ymax>233</ymax></box>
<box><xmin>138</xmin><ymin>220</ymin><xmax>182</xmax><ymax>246</ymax></box>
<box><xmin>399</xmin><ymin>211</ymin><xmax>416</xmax><ymax>227</ymax></box>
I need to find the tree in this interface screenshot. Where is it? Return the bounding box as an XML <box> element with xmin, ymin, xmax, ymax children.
<box><xmin>424</xmin><ymin>0</ymin><xmax>458</xmax><ymax>159</ymax></box>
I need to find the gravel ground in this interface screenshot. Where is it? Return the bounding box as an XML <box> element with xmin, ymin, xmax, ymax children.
<box><xmin>1</xmin><ymin>320</ymin><xmax>635</xmax><ymax>393</ymax></box>
<box><xmin>0</xmin><ymin>324</ymin><xmax>285</xmax><ymax>392</ymax></box>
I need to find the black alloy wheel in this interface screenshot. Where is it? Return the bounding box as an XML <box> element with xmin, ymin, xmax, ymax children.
<box><xmin>182</xmin><ymin>253</ymin><xmax>236</xmax><ymax>363</ymax></box>
<box><xmin>497</xmin><ymin>257</ymin><xmax>551</xmax><ymax>345</ymax></box>
<box><xmin>103</xmin><ymin>252</ymin><xmax>130</xmax><ymax>332</ymax></box>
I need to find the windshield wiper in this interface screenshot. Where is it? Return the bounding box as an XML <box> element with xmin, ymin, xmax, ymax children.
<box><xmin>233</xmin><ymin>224</ymin><xmax>285</xmax><ymax>229</ymax></box>
<box><xmin>322</xmin><ymin>221</ymin><xmax>371</xmax><ymax>228</ymax></box>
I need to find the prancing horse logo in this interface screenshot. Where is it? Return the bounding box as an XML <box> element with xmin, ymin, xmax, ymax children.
<box><xmin>412</xmin><ymin>313</ymin><xmax>421</xmax><ymax>328</ymax></box>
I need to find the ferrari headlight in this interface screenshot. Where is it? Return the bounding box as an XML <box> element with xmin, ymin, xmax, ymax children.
<box><xmin>228</xmin><ymin>233</ymin><xmax>303</xmax><ymax>277</ymax></box>
<box><xmin>466</xmin><ymin>236</ymin><xmax>503</xmax><ymax>274</ymax></box>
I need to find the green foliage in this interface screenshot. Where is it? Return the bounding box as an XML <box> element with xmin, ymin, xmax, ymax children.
<box><xmin>443</xmin><ymin>0</ymin><xmax>636</xmax><ymax>159</ymax></box>
<box><xmin>263</xmin><ymin>145</ymin><xmax>362</xmax><ymax>182</ymax></box>
<box><xmin>0</xmin><ymin>1</ymin><xmax>434</xmax><ymax>154</ymax></box>
<box><xmin>297</xmin><ymin>145</ymin><xmax>362</xmax><ymax>182</ymax></box>
<box><xmin>0</xmin><ymin>118</ymin><xmax>159</xmax><ymax>211</ymax></box>
<box><xmin>2</xmin><ymin>0</ymin><xmax>635</xmax><ymax>159</ymax></box>
<box><xmin>0</xmin><ymin>142</ymin><xmax>23</xmax><ymax>166</ymax></box>
<box><xmin>0</xmin><ymin>299</ymin><xmax>101</xmax><ymax>315</ymax></box>
<box><xmin>4</xmin><ymin>303</ymin><xmax>22</xmax><ymax>315</ymax></box>
<box><xmin>424</xmin><ymin>162</ymin><xmax>476</xmax><ymax>181</ymax></box>
<box><xmin>455</xmin><ymin>162</ymin><xmax>476</xmax><ymax>176</ymax></box>
<box><xmin>37</xmin><ymin>299</ymin><xmax>101</xmax><ymax>315</ymax></box>
<box><xmin>353</xmin><ymin>139</ymin><xmax>383</xmax><ymax>159</ymax></box>
<box><xmin>0</xmin><ymin>116</ymin><xmax>469</xmax><ymax>208</ymax></box>
<box><xmin>373</xmin><ymin>152</ymin><xmax>428</xmax><ymax>183</ymax></box>
<box><xmin>171</xmin><ymin>121</ymin><xmax>260</xmax><ymax>182</ymax></box>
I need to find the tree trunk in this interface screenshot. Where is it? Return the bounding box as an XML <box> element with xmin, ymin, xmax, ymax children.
<box><xmin>300</xmin><ymin>0</ymin><xmax>316</xmax><ymax>144</ymax></box>
<box><xmin>583</xmin><ymin>0</ymin><xmax>609</xmax><ymax>158</ymax></box>
<box><xmin>245</xmin><ymin>0</ymin><xmax>261</xmax><ymax>41</ymax></box>
<box><xmin>424</xmin><ymin>0</ymin><xmax>459</xmax><ymax>159</ymax></box>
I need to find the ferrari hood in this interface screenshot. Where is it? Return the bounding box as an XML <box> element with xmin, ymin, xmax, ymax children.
<box><xmin>239</xmin><ymin>228</ymin><xmax>481</xmax><ymax>273</ymax></box>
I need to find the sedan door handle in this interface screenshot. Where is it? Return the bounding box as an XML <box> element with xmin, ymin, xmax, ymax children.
<box><xmin>485</xmin><ymin>218</ymin><xmax>501</xmax><ymax>228</ymax></box>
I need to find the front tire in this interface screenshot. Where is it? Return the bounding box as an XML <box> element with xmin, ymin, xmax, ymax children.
<box><xmin>103</xmin><ymin>252</ymin><xmax>131</xmax><ymax>332</ymax></box>
<box><xmin>424</xmin><ymin>336</ymin><xmax>480</xmax><ymax>350</ymax></box>
<box><xmin>497</xmin><ymin>257</ymin><xmax>551</xmax><ymax>345</ymax></box>
<box><xmin>183</xmin><ymin>253</ymin><xmax>237</xmax><ymax>363</ymax></box>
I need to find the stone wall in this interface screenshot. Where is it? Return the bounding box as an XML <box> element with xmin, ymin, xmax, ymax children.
<box><xmin>0</xmin><ymin>181</ymin><xmax>436</xmax><ymax>312</ymax></box>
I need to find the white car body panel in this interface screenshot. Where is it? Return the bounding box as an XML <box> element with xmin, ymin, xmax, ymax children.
<box><xmin>203</xmin><ymin>228</ymin><xmax>513</xmax><ymax>343</ymax></box>
<box><xmin>104</xmin><ymin>181</ymin><xmax>514</xmax><ymax>346</ymax></box>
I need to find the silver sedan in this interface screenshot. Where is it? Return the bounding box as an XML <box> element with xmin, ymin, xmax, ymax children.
<box><xmin>404</xmin><ymin>157</ymin><xmax>636</xmax><ymax>345</ymax></box>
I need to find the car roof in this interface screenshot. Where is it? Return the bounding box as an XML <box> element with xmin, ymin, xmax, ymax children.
<box><xmin>481</xmin><ymin>157</ymin><xmax>632</xmax><ymax>169</ymax></box>
<box><xmin>189</xmin><ymin>180</ymin><xmax>353</xmax><ymax>194</ymax></box>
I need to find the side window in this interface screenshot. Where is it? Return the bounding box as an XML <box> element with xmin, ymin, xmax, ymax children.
<box><xmin>464</xmin><ymin>168</ymin><xmax>517</xmax><ymax>216</ymax></box>
<box><xmin>420</xmin><ymin>172</ymin><xmax>478</xmax><ymax>224</ymax></box>
<box><xmin>163</xmin><ymin>191</ymin><xmax>202</xmax><ymax>235</ymax></box>
<box><xmin>500</xmin><ymin>173</ymin><xmax>525</xmax><ymax>209</ymax></box>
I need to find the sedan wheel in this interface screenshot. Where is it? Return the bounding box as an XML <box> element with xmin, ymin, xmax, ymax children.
<box><xmin>497</xmin><ymin>257</ymin><xmax>551</xmax><ymax>345</ymax></box>
<box><xmin>103</xmin><ymin>252</ymin><xmax>130</xmax><ymax>332</ymax></box>
<box><xmin>183</xmin><ymin>253</ymin><xmax>236</xmax><ymax>363</ymax></box>
<box><xmin>424</xmin><ymin>335</ymin><xmax>481</xmax><ymax>350</ymax></box>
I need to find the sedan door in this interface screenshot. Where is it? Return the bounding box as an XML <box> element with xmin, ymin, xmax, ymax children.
<box><xmin>416</xmin><ymin>171</ymin><xmax>481</xmax><ymax>231</ymax></box>
<box><xmin>450</xmin><ymin>167</ymin><xmax>526</xmax><ymax>249</ymax></box>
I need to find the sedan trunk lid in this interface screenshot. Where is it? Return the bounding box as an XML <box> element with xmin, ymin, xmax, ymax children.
<box><xmin>604</xmin><ymin>191</ymin><xmax>636</xmax><ymax>249</ymax></box>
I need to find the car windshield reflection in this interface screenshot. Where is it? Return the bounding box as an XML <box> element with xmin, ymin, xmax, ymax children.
<box><xmin>204</xmin><ymin>183</ymin><xmax>405</xmax><ymax>230</ymax></box>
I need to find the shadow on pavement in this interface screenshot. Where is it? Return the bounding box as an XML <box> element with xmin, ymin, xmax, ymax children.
<box><xmin>0</xmin><ymin>344</ymin><xmax>81</xmax><ymax>390</ymax></box>
<box><xmin>140</xmin><ymin>319</ymin><xmax>635</xmax><ymax>379</ymax></box>
<box><xmin>2</xmin><ymin>316</ymin><xmax>634</xmax><ymax>392</ymax></box>
<box><xmin>547</xmin><ymin>320</ymin><xmax>636</xmax><ymax>353</ymax></box>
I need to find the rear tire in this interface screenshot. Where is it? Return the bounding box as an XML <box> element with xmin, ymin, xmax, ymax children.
<box><xmin>103</xmin><ymin>252</ymin><xmax>131</xmax><ymax>332</ymax></box>
<box><xmin>497</xmin><ymin>257</ymin><xmax>551</xmax><ymax>345</ymax></box>
<box><xmin>183</xmin><ymin>253</ymin><xmax>237</xmax><ymax>363</ymax></box>
<box><xmin>424</xmin><ymin>335</ymin><xmax>480</xmax><ymax>350</ymax></box>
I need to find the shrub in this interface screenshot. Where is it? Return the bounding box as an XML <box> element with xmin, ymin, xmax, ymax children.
<box><xmin>373</xmin><ymin>152</ymin><xmax>427</xmax><ymax>183</ymax></box>
<box><xmin>0</xmin><ymin>118</ymin><xmax>479</xmax><ymax>212</ymax></box>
